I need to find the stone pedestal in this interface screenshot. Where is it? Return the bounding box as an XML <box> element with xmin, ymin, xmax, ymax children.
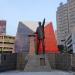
<box><xmin>24</xmin><ymin>54</ymin><xmax>51</xmax><ymax>72</ymax></box>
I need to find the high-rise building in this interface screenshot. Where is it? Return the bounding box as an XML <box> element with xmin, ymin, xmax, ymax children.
<box><xmin>57</xmin><ymin>2</ymin><xmax>69</xmax><ymax>45</ymax></box>
<box><xmin>57</xmin><ymin>0</ymin><xmax>75</xmax><ymax>45</ymax></box>
<box><xmin>0</xmin><ymin>20</ymin><xmax>6</xmax><ymax>35</ymax></box>
<box><xmin>67</xmin><ymin>0</ymin><xmax>75</xmax><ymax>32</ymax></box>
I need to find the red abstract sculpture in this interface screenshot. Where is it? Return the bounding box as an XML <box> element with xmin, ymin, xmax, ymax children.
<box><xmin>44</xmin><ymin>22</ymin><xmax>59</xmax><ymax>53</ymax></box>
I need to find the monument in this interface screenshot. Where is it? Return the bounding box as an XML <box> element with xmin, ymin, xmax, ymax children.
<box><xmin>24</xmin><ymin>19</ymin><xmax>51</xmax><ymax>72</ymax></box>
<box><xmin>36</xmin><ymin>19</ymin><xmax>45</xmax><ymax>54</ymax></box>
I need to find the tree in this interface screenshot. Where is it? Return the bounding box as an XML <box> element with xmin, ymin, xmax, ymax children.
<box><xmin>58</xmin><ymin>45</ymin><xmax>64</xmax><ymax>53</ymax></box>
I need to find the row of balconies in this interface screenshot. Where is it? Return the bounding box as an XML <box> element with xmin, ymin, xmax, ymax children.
<box><xmin>0</xmin><ymin>39</ymin><xmax>15</xmax><ymax>43</ymax></box>
<box><xmin>0</xmin><ymin>44</ymin><xmax>14</xmax><ymax>48</ymax></box>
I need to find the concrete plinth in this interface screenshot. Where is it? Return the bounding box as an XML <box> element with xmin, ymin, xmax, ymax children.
<box><xmin>24</xmin><ymin>54</ymin><xmax>51</xmax><ymax>72</ymax></box>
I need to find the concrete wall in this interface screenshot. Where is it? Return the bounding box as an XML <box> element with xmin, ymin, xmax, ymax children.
<box><xmin>48</xmin><ymin>53</ymin><xmax>75</xmax><ymax>71</ymax></box>
<box><xmin>16</xmin><ymin>53</ymin><xmax>75</xmax><ymax>71</ymax></box>
<box><xmin>0</xmin><ymin>53</ymin><xmax>17</xmax><ymax>72</ymax></box>
<box><xmin>16</xmin><ymin>52</ymin><xmax>28</xmax><ymax>70</ymax></box>
<box><xmin>71</xmin><ymin>54</ymin><xmax>75</xmax><ymax>71</ymax></box>
<box><xmin>47</xmin><ymin>53</ymin><xmax>74</xmax><ymax>71</ymax></box>
<box><xmin>47</xmin><ymin>53</ymin><xmax>56</xmax><ymax>69</ymax></box>
<box><xmin>0</xmin><ymin>53</ymin><xmax>75</xmax><ymax>72</ymax></box>
<box><xmin>55</xmin><ymin>53</ymin><xmax>71</xmax><ymax>71</ymax></box>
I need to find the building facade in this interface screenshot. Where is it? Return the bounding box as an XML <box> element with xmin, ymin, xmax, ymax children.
<box><xmin>0</xmin><ymin>20</ymin><xmax>6</xmax><ymax>35</ymax></box>
<box><xmin>15</xmin><ymin>21</ymin><xmax>38</xmax><ymax>53</ymax></box>
<box><xmin>55</xmin><ymin>30</ymin><xmax>58</xmax><ymax>43</ymax></box>
<box><xmin>65</xmin><ymin>26</ymin><xmax>75</xmax><ymax>53</ymax></box>
<box><xmin>56</xmin><ymin>3</ymin><xmax>69</xmax><ymax>45</ymax></box>
<box><xmin>65</xmin><ymin>32</ymin><xmax>75</xmax><ymax>53</ymax></box>
<box><xmin>67</xmin><ymin>0</ymin><xmax>75</xmax><ymax>32</ymax></box>
<box><xmin>0</xmin><ymin>35</ymin><xmax>15</xmax><ymax>53</ymax></box>
<box><xmin>57</xmin><ymin>0</ymin><xmax>75</xmax><ymax>45</ymax></box>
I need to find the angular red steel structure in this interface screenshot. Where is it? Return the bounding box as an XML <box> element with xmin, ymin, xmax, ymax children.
<box><xmin>44</xmin><ymin>22</ymin><xmax>59</xmax><ymax>53</ymax></box>
<box><xmin>35</xmin><ymin>22</ymin><xmax>59</xmax><ymax>54</ymax></box>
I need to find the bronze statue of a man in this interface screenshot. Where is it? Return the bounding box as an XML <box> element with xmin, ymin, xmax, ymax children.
<box><xmin>36</xmin><ymin>19</ymin><xmax>45</xmax><ymax>54</ymax></box>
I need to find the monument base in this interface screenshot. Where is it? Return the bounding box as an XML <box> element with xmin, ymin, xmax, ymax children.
<box><xmin>24</xmin><ymin>54</ymin><xmax>51</xmax><ymax>72</ymax></box>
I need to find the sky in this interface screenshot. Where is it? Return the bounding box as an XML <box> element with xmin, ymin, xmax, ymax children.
<box><xmin>0</xmin><ymin>0</ymin><xmax>67</xmax><ymax>36</ymax></box>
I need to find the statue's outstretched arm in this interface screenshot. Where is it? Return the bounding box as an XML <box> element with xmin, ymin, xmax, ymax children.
<box><xmin>42</xmin><ymin>18</ymin><xmax>45</xmax><ymax>28</ymax></box>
